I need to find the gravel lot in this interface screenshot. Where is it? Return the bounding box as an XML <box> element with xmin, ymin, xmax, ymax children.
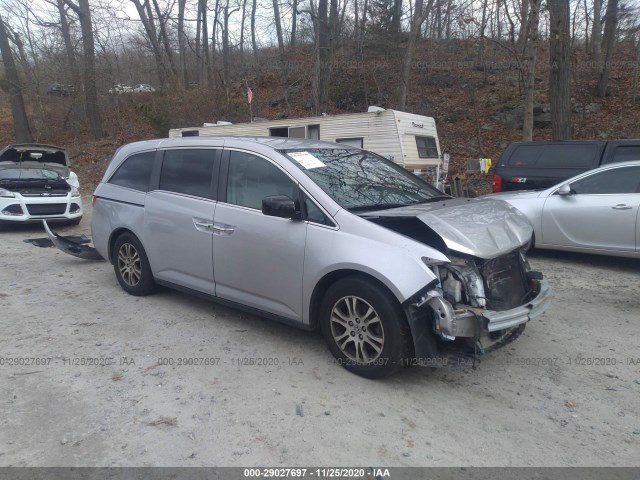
<box><xmin>1</xmin><ymin>202</ymin><xmax>639</xmax><ymax>467</ymax></box>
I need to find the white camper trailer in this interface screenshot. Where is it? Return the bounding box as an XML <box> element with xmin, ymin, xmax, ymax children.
<box><xmin>169</xmin><ymin>108</ymin><xmax>442</xmax><ymax>181</ymax></box>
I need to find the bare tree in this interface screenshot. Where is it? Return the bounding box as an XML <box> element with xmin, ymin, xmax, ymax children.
<box><xmin>0</xmin><ymin>14</ymin><xmax>33</xmax><ymax>142</ymax></box>
<box><xmin>55</xmin><ymin>0</ymin><xmax>79</xmax><ymax>86</ymax></box>
<box><xmin>239</xmin><ymin>0</ymin><xmax>247</xmax><ymax>53</ymax></box>
<box><xmin>251</xmin><ymin>0</ymin><xmax>257</xmax><ymax>55</ymax></box>
<box><xmin>273</xmin><ymin>0</ymin><xmax>285</xmax><ymax>56</ymax></box>
<box><xmin>315</xmin><ymin>0</ymin><xmax>330</xmax><ymax>111</ymax></box>
<box><xmin>596</xmin><ymin>0</ymin><xmax>618</xmax><ymax>96</ymax></box>
<box><xmin>291</xmin><ymin>0</ymin><xmax>298</xmax><ymax>46</ymax></box>
<box><xmin>548</xmin><ymin>0</ymin><xmax>572</xmax><ymax>139</ymax></box>
<box><xmin>62</xmin><ymin>0</ymin><xmax>103</xmax><ymax>139</ymax></box>
<box><xmin>397</xmin><ymin>0</ymin><xmax>435</xmax><ymax>109</ymax></box>
<box><xmin>522</xmin><ymin>0</ymin><xmax>542</xmax><ymax>140</ymax></box>
<box><xmin>178</xmin><ymin>0</ymin><xmax>188</xmax><ymax>88</ymax></box>
<box><xmin>592</xmin><ymin>0</ymin><xmax>602</xmax><ymax>62</ymax></box>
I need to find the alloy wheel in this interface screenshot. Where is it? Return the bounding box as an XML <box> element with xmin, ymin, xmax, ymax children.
<box><xmin>330</xmin><ymin>296</ymin><xmax>385</xmax><ymax>363</ymax></box>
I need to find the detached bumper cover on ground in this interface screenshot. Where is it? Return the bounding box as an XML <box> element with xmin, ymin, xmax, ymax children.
<box><xmin>43</xmin><ymin>220</ymin><xmax>103</xmax><ymax>260</ymax></box>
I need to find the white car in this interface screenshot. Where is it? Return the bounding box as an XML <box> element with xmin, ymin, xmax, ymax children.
<box><xmin>108</xmin><ymin>84</ymin><xmax>133</xmax><ymax>94</ymax></box>
<box><xmin>132</xmin><ymin>83</ymin><xmax>156</xmax><ymax>93</ymax></box>
<box><xmin>0</xmin><ymin>144</ymin><xmax>83</xmax><ymax>225</ymax></box>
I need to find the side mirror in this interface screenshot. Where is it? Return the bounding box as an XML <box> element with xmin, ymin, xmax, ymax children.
<box><xmin>262</xmin><ymin>195</ymin><xmax>300</xmax><ymax>220</ymax></box>
<box><xmin>557</xmin><ymin>184</ymin><xmax>572</xmax><ymax>196</ymax></box>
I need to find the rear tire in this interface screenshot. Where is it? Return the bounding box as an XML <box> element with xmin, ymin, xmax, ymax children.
<box><xmin>112</xmin><ymin>233</ymin><xmax>155</xmax><ymax>296</ymax></box>
<box><xmin>319</xmin><ymin>276</ymin><xmax>410</xmax><ymax>379</ymax></box>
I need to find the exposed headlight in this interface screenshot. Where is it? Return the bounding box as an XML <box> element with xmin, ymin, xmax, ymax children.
<box><xmin>0</xmin><ymin>187</ymin><xmax>15</xmax><ymax>198</ymax></box>
<box><xmin>71</xmin><ymin>187</ymin><xmax>81</xmax><ymax>197</ymax></box>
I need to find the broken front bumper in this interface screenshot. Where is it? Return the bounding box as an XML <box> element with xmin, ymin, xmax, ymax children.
<box><xmin>428</xmin><ymin>279</ymin><xmax>552</xmax><ymax>339</ymax></box>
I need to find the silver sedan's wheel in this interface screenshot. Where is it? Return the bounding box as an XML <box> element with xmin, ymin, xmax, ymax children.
<box><xmin>330</xmin><ymin>295</ymin><xmax>385</xmax><ymax>363</ymax></box>
<box><xmin>117</xmin><ymin>242</ymin><xmax>142</xmax><ymax>287</ymax></box>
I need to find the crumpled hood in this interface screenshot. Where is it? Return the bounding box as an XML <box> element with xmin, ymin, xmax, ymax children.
<box><xmin>362</xmin><ymin>197</ymin><xmax>533</xmax><ymax>259</ymax></box>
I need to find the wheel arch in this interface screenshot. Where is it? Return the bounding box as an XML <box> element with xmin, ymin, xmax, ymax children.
<box><xmin>108</xmin><ymin>228</ymin><xmax>139</xmax><ymax>264</ymax></box>
<box><xmin>308</xmin><ymin>269</ymin><xmax>404</xmax><ymax>331</ymax></box>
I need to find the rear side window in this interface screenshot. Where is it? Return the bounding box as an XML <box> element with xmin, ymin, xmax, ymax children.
<box><xmin>159</xmin><ymin>149</ymin><xmax>215</xmax><ymax>198</ymax></box>
<box><xmin>416</xmin><ymin>136</ymin><xmax>438</xmax><ymax>158</ymax></box>
<box><xmin>611</xmin><ymin>145</ymin><xmax>640</xmax><ymax>162</ymax></box>
<box><xmin>570</xmin><ymin>166</ymin><xmax>640</xmax><ymax>194</ymax></box>
<box><xmin>507</xmin><ymin>144</ymin><xmax>598</xmax><ymax>169</ymax></box>
<box><xmin>109</xmin><ymin>151</ymin><xmax>155</xmax><ymax>191</ymax></box>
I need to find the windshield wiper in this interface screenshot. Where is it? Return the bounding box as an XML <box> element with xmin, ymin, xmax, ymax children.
<box><xmin>348</xmin><ymin>203</ymin><xmax>413</xmax><ymax>212</ymax></box>
<box><xmin>416</xmin><ymin>195</ymin><xmax>453</xmax><ymax>202</ymax></box>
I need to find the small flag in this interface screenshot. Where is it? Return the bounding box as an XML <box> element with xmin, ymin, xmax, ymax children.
<box><xmin>247</xmin><ymin>85</ymin><xmax>253</xmax><ymax>104</ymax></box>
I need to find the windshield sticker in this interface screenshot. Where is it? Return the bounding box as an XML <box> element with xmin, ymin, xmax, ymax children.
<box><xmin>288</xmin><ymin>151</ymin><xmax>326</xmax><ymax>169</ymax></box>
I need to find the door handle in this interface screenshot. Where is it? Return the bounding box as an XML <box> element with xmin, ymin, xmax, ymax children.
<box><xmin>611</xmin><ymin>204</ymin><xmax>632</xmax><ymax>210</ymax></box>
<box><xmin>212</xmin><ymin>223</ymin><xmax>235</xmax><ymax>235</ymax></box>
<box><xmin>193</xmin><ymin>218</ymin><xmax>214</xmax><ymax>232</ymax></box>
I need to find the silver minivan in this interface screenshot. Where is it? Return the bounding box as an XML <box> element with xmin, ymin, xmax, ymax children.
<box><xmin>91</xmin><ymin>137</ymin><xmax>551</xmax><ymax>378</ymax></box>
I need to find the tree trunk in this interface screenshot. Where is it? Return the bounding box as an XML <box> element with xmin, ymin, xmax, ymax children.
<box><xmin>0</xmin><ymin>15</ymin><xmax>33</xmax><ymax>143</ymax></box>
<box><xmin>272</xmin><ymin>0</ymin><xmax>285</xmax><ymax>56</ymax></box>
<box><xmin>503</xmin><ymin>0</ymin><xmax>516</xmax><ymax>43</ymax></box>
<box><xmin>391</xmin><ymin>0</ymin><xmax>402</xmax><ymax>39</ymax></box>
<box><xmin>78</xmin><ymin>0</ymin><xmax>103</xmax><ymax>139</ymax></box>
<box><xmin>200</xmin><ymin>0</ymin><xmax>213</xmax><ymax>87</ymax></box>
<box><xmin>151</xmin><ymin>0</ymin><xmax>179</xmax><ymax>87</ymax></box>
<box><xmin>131</xmin><ymin>0</ymin><xmax>168</xmax><ymax>88</ymax></box>
<box><xmin>522</xmin><ymin>0</ymin><xmax>542</xmax><ymax>140</ymax></box>
<box><xmin>240</xmin><ymin>0</ymin><xmax>247</xmax><ymax>53</ymax></box>
<box><xmin>315</xmin><ymin>0</ymin><xmax>330</xmax><ymax>112</ymax></box>
<box><xmin>632</xmin><ymin>34</ymin><xmax>639</xmax><ymax>103</ymax></box>
<box><xmin>251</xmin><ymin>0</ymin><xmax>257</xmax><ymax>55</ymax></box>
<box><xmin>64</xmin><ymin>0</ymin><xmax>103</xmax><ymax>139</ymax></box>
<box><xmin>196</xmin><ymin>2</ymin><xmax>202</xmax><ymax>84</ymax></box>
<box><xmin>548</xmin><ymin>0</ymin><xmax>572</xmax><ymax>139</ymax></box>
<box><xmin>592</xmin><ymin>0</ymin><xmax>602</xmax><ymax>63</ymax></box>
<box><xmin>353</xmin><ymin>0</ymin><xmax>358</xmax><ymax>40</ymax></box>
<box><xmin>291</xmin><ymin>0</ymin><xmax>297</xmax><ymax>46</ymax></box>
<box><xmin>178</xmin><ymin>0</ymin><xmax>188</xmax><ymax>88</ymax></box>
<box><xmin>329</xmin><ymin>0</ymin><xmax>338</xmax><ymax>49</ymax></box>
<box><xmin>517</xmin><ymin>0</ymin><xmax>529</xmax><ymax>44</ymax></box>
<box><xmin>397</xmin><ymin>0</ymin><xmax>434</xmax><ymax>109</ymax></box>
<box><xmin>596</xmin><ymin>0</ymin><xmax>618</xmax><ymax>97</ymax></box>
<box><xmin>583</xmin><ymin>0</ymin><xmax>589</xmax><ymax>49</ymax></box>
<box><xmin>222</xmin><ymin>2</ymin><xmax>231</xmax><ymax>86</ymax></box>
<box><xmin>56</xmin><ymin>0</ymin><xmax>79</xmax><ymax>86</ymax></box>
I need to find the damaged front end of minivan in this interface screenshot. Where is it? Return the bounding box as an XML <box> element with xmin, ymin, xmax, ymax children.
<box><xmin>363</xmin><ymin>197</ymin><xmax>552</xmax><ymax>366</ymax></box>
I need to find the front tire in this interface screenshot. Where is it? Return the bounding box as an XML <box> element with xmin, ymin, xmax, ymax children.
<box><xmin>319</xmin><ymin>276</ymin><xmax>410</xmax><ymax>379</ymax></box>
<box><xmin>112</xmin><ymin>233</ymin><xmax>155</xmax><ymax>296</ymax></box>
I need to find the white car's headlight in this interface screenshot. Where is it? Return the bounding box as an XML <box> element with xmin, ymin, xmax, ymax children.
<box><xmin>0</xmin><ymin>187</ymin><xmax>15</xmax><ymax>198</ymax></box>
<box><xmin>71</xmin><ymin>187</ymin><xmax>81</xmax><ymax>197</ymax></box>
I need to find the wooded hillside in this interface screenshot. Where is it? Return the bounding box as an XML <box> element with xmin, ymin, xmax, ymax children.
<box><xmin>0</xmin><ymin>0</ymin><xmax>639</xmax><ymax>189</ymax></box>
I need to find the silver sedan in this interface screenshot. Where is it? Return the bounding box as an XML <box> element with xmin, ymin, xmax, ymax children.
<box><xmin>489</xmin><ymin>160</ymin><xmax>640</xmax><ymax>257</ymax></box>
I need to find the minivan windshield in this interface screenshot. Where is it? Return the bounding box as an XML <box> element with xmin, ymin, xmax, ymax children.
<box><xmin>281</xmin><ymin>148</ymin><xmax>446</xmax><ymax>211</ymax></box>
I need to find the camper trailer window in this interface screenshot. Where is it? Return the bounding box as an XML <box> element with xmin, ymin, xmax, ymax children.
<box><xmin>336</xmin><ymin>138</ymin><xmax>363</xmax><ymax>148</ymax></box>
<box><xmin>282</xmin><ymin>148</ymin><xmax>442</xmax><ymax>211</ymax></box>
<box><xmin>416</xmin><ymin>136</ymin><xmax>438</xmax><ymax>158</ymax></box>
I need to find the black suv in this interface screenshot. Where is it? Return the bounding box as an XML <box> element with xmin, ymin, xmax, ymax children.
<box><xmin>492</xmin><ymin>140</ymin><xmax>640</xmax><ymax>192</ymax></box>
<box><xmin>46</xmin><ymin>83</ymin><xmax>73</xmax><ymax>97</ymax></box>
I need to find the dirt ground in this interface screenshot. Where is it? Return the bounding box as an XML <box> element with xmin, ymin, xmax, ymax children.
<box><xmin>1</xmin><ymin>201</ymin><xmax>639</xmax><ymax>467</ymax></box>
